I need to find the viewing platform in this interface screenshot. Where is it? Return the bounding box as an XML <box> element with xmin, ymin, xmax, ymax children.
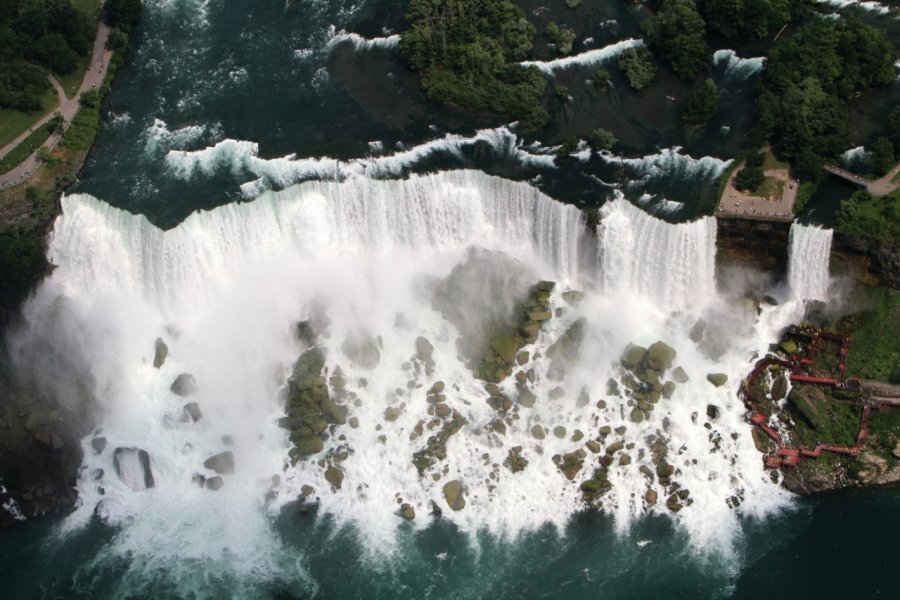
<box><xmin>715</xmin><ymin>151</ymin><xmax>797</xmax><ymax>222</ymax></box>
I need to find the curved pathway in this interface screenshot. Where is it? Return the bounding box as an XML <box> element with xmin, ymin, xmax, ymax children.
<box><xmin>0</xmin><ymin>22</ymin><xmax>111</xmax><ymax>191</ymax></box>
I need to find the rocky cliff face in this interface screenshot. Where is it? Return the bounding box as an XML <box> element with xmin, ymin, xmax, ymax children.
<box><xmin>714</xmin><ymin>217</ymin><xmax>898</xmax><ymax>291</ymax></box>
<box><xmin>715</xmin><ymin>218</ymin><xmax>790</xmax><ymax>275</ymax></box>
<box><xmin>0</xmin><ymin>353</ymin><xmax>91</xmax><ymax>528</ymax></box>
<box><xmin>832</xmin><ymin>232</ymin><xmax>900</xmax><ymax>290</ymax></box>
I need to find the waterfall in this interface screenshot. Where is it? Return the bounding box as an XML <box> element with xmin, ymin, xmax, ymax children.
<box><xmin>12</xmin><ymin>170</ymin><xmax>790</xmax><ymax>584</ymax></box>
<box><xmin>787</xmin><ymin>224</ymin><xmax>833</xmax><ymax>301</ymax></box>
<box><xmin>597</xmin><ymin>197</ymin><xmax>718</xmax><ymax>311</ymax></box>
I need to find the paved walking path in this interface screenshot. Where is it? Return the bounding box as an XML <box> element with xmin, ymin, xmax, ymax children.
<box><xmin>0</xmin><ymin>22</ymin><xmax>111</xmax><ymax>190</ymax></box>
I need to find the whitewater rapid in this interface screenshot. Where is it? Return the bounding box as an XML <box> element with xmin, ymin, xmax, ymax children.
<box><xmin>11</xmin><ymin>171</ymin><xmax>835</xmax><ymax>589</ymax></box>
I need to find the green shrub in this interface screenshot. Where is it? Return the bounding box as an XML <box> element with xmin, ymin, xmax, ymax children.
<box><xmin>681</xmin><ymin>78</ymin><xmax>719</xmax><ymax>125</ymax></box>
<box><xmin>734</xmin><ymin>166</ymin><xmax>764</xmax><ymax>191</ymax></box>
<box><xmin>587</xmin><ymin>128</ymin><xmax>615</xmax><ymax>151</ymax></box>
<box><xmin>618</xmin><ymin>47</ymin><xmax>657</xmax><ymax>91</ymax></box>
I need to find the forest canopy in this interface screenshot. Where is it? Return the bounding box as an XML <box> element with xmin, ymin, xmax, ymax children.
<box><xmin>0</xmin><ymin>0</ymin><xmax>95</xmax><ymax>111</ymax></box>
<box><xmin>400</xmin><ymin>0</ymin><xmax>548</xmax><ymax>127</ymax></box>
<box><xmin>754</xmin><ymin>16</ymin><xmax>895</xmax><ymax>179</ymax></box>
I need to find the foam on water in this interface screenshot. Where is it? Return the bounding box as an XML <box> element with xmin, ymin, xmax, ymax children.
<box><xmin>713</xmin><ymin>49</ymin><xmax>765</xmax><ymax>79</ymax></box>
<box><xmin>599</xmin><ymin>147</ymin><xmax>733</xmax><ymax>183</ymax></box>
<box><xmin>326</xmin><ymin>31</ymin><xmax>400</xmax><ymax>52</ymax></box>
<box><xmin>16</xmin><ymin>172</ymin><xmax>810</xmax><ymax>591</ymax></box>
<box><xmin>815</xmin><ymin>0</ymin><xmax>892</xmax><ymax>15</ymax></box>
<box><xmin>521</xmin><ymin>38</ymin><xmax>644</xmax><ymax>75</ymax></box>
<box><xmin>165</xmin><ymin>127</ymin><xmax>557</xmax><ymax>196</ymax></box>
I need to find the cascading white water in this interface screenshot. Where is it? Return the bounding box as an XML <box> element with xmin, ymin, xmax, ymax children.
<box><xmin>787</xmin><ymin>223</ymin><xmax>833</xmax><ymax>302</ymax></box>
<box><xmin>597</xmin><ymin>197</ymin><xmax>717</xmax><ymax>311</ymax></box>
<box><xmin>14</xmin><ymin>171</ymin><xmax>795</xmax><ymax>586</ymax></box>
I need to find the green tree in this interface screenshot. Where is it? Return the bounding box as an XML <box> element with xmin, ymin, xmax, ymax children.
<box><xmin>546</xmin><ymin>21</ymin><xmax>576</xmax><ymax>55</ymax></box>
<box><xmin>617</xmin><ymin>47</ymin><xmax>657</xmax><ymax>91</ymax></box>
<box><xmin>870</xmin><ymin>137</ymin><xmax>895</xmax><ymax>177</ymax></box>
<box><xmin>681</xmin><ymin>78</ymin><xmax>719</xmax><ymax>125</ymax></box>
<box><xmin>734</xmin><ymin>166</ymin><xmax>764</xmax><ymax>191</ymax></box>
<box><xmin>400</xmin><ymin>0</ymin><xmax>549</xmax><ymax>127</ymax></box>
<box><xmin>592</xmin><ymin>69</ymin><xmax>610</xmax><ymax>90</ymax></box>
<box><xmin>103</xmin><ymin>0</ymin><xmax>143</xmax><ymax>33</ymax></box>
<box><xmin>641</xmin><ymin>0</ymin><xmax>710</xmax><ymax>82</ymax></box>
<box><xmin>887</xmin><ymin>105</ymin><xmax>900</xmax><ymax>153</ymax></box>
<box><xmin>587</xmin><ymin>128</ymin><xmax>616</xmax><ymax>150</ymax></box>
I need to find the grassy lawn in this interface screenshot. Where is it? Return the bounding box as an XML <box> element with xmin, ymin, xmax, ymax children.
<box><xmin>0</xmin><ymin>87</ymin><xmax>59</xmax><ymax>149</ymax></box>
<box><xmin>0</xmin><ymin>125</ymin><xmax>53</xmax><ymax>175</ymax></box>
<box><xmin>838</xmin><ymin>287</ymin><xmax>900</xmax><ymax>382</ymax></box>
<box><xmin>58</xmin><ymin>0</ymin><xmax>102</xmax><ymax>98</ymax></box>
<box><xmin>762</xmin><ymin>149</ymin><xmax>789</xmax><ymax>172</ymax></box>
<box><xmin>755</xmin><ymin>176</ymin><xmax>784</xmax><ymax>200</ymax></box>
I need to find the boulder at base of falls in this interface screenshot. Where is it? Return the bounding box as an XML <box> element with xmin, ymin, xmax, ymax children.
<box><xmin>324</xmin><ymin>465</ymin><xmax>344</xmax><ymax>490</ymax></box>
<box><xmin>203</xmin><ymin>451</ymin><xmax>235</xmax><ymax>475</ymax></box>
<box><xmin>91</xmin><ymin>436</ymin><xmax>107</xmax><ymax>455</ymax></box>
<box><xmin>171</xmin><ymin>373</ymin><xmax>198</xmax><ymax>396</ymax></box>
<box><xmin>621</xmin><ymin>344</ymin><xmax>648</xmax><ymax>371</ymax></box>
<box><xmin>153</xmin><ymin>338</ymin><xmax>168</xmax><ymax>368</ymax></box>
<box><xmin>113</xmin><ymin>447</ymin><xmax>155</xmax><ymax>491</ymax></box>
<box><xmin>206</xmin><ymin>476</ymin><xmax>224</xmax><ymax>491</ymax></box>
<box><xmin>706</xmin><ymin>373</ymin><xmax>728</xmax><ymax>387</ymax></box>
<box><xmin>182</xmin><ymin>402</ymin><xmax>202</xmax><ymax>422</ymax></box>
<box><xmin>771</xmin><ymin>375</ymin><xmax>788</xmax><ymax>401</ymax></box>
<box><xmin>779</xmin><ymin>340</ymin><xmax>798</xmax><ymax>355</ymax></box>
<box><xmin>400</xmin><ymin>503</ymin><xmax>415</xmax><ymax>520</ymax></box>
<box><xmin>672</xmin><ymin>367</ymin><xmax>689</xmax><ymax>383</ymax></box>
<box><xmin>415</xmin><ymin>336</ymin><xmax>434</xmax><ymax>363</ymax></box>
<box><xmin>646</xmin><ymin>341</ymin><xmax>677</xmax><ymax>372</ymax></box>
<box><xmin>645</xmin><ymin>489</ymin><xmax>658</xmax><ymax>505</ymax></box>
<box><xmin>443</xmin><ymin>480</ymin><xmax>466</xmax><ymax>511</ymax></box>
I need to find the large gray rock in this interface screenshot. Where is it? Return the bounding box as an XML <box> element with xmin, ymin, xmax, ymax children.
<box><xmin>672</xmin><ymin>367</ymin><xmax>689</xmax><ymax>383</ymax></box>
<box><xmin>113</xmin><ymin>447</ymin><xmax>155</xmax><ymax>491</ymax></box>
<box><xmin>442</xmin><ymin>479</ymin><xmax>466</xmax><ymax>511</ymax></box>
<box><xmin>206</xmin><ymin>476</ymin><xmax>225</xmax><ymax>491</ymax></box>
<box><xmin>171</xmin><ymin>373</ymin><xmax>198</xmax><ymax>396</ymax></box>
<box><xmin>182</xmin><ymin>402</ymin><xmax>202</xmax><ymax>422</ymax></box>
<box><xmin>153</xmin><ymin>338</ymin><xmax>168</xmax><ymax>369</ymax></box>
<box><xmin>203</xmin><ymin>451</ymin><xmax>235</xmax><ymax>475</ymax></box>
<box><xmin>91</xmin><ymin>436</ymin><xmax>107</xmax><ymax>455</ymax></box>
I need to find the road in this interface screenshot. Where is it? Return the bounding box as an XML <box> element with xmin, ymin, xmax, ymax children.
<box><xmin>0</xmin><ymin>22</ymin><xmax>112</xmax><ymax>191</ymax></box>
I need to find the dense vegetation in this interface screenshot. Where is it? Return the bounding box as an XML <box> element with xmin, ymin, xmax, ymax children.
<box><xmin>696</xmin><ymin>0</ymin><xmax>812</xmax><ymax>39</ymax></box>
<box><xmin>103</xmin><ymin>0</ymin><xmax>141</xmax><ymax>33</ymax></box>
<box><xmin>838</xmin><ymin>287</ymin><xmax>900</xmax><ymax>382</ymax></box>
<box><xmin>681</xmin><ymin>78</ymin><xmax>719</xmax><ymax>124</ymax></box>
<box><xmin>836</xmin><ymin>188</ymin><xmax>900</xmax><ymax>248</ymax></box>
<box><xmin>0</xmin><ymin>0</ymin><xmax>96</xmax><ymax>111</ymax></box>
<box><xmin>617</xmin><ymin>47</ymin><xmax>657</xmax><ymax>91</ymax></box>
<box><xmin>400</xmin><ymin>0</ymin><xmax>549</xmax><ymax>127</ymax></box>
<box><xmin>641</xmin><ymin>0</ymin><xmax>710</xmax><ymax>82</ymax></box>
<box><xmin>754</xmin><ymin>17</ymin><xmax>895</xmax><ymax>180</ymax></box>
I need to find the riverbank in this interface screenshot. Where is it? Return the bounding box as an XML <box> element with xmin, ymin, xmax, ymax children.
<box><xmin>0</xmin><ymin>18</ymin><xmax>136</xmax><ymax>528</ymax></box>
<box><xmin>0</xmin><ymin>26</ymin><xmax>122</xmax><ymax>323</ymax></box>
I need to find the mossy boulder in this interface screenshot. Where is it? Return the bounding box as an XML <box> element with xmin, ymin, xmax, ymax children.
<box><xmin>622</xmin><ymin>344</ymin><xmax>648</xmax><ymax>370</ymax></box>
<box><xmin>504</xmin><ymin>446</ymin><xmax>528</xmax><ymax>473</ymax></box>
<box><xmin>324</xmin><ymin>465</ymin><xmax>344</xmax><ymax>490</ymax></box>
<box><xmin>295</xmin><ymin>435</ymin><xmax>324</xmax><ymax>456</ymax></box>
<box><xmin>492</xmin><ymin>334</ymin><xmax>521</xmax><ymax>365</ymax></box>
<box><xmin>662</xmin><ymin>381</ymin><xmax>675</xmax><ymax>399</ymax></box>
<box><xmin>443</xmin><ymin>480</ymin><xmax>466</xmax><ymax>511</ymax></box>
<box><xmin>771</xmin><ymin>375</ymin><xmax>788</xmax><ymax>401</ymax></box>
<box><xmin>646</xmin><ymin>341</ymin><xmax>676</xmax><ymax>372</ymax></box>
<box><xmin>706</xmin><ymin>373</ymin><xmax>728</xmax><ymax>387</ymax></box>
<box><xmin>400</xmin><ymin>503</ymin><xmax>415</xmax><ymax>520</ymax></box>
<box><xmin>779</xmin><ymin>339</ymin><xmax>798</xmax><ymax>355</ymax></box>
<box><xmin>153</xmin><ymin>338</ymin><xmax>168</xmax><ymax>369</ymax></box>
